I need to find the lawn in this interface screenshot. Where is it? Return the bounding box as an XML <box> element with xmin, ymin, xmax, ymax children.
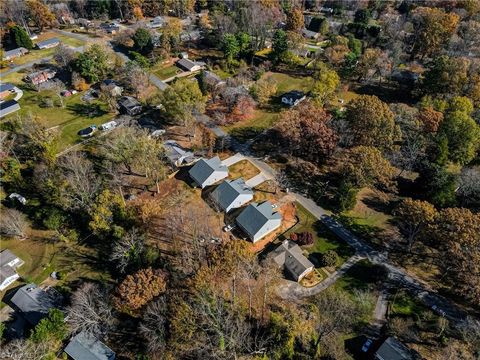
<box><xmin>151</xmin><ymin>63</ymin><xmax>181</xmax><ymax>80</ymax></box>
<box><xmin>266</xmin><ymin>72</ymin><xmax>313</xmax><ymax>94</ymax></box>
<box><xmin>390</xmin><ymin>290</ymin><xmax>427</xmax><ymax>319</ymax></box>
<box><xmin>2</xmin><ymin>85</ymin><xmax>115</xmax><ymax>150</ymax></box>
<box><xmin>2</xmin><ymin>34</ymin><xmax>85</xmax><ymax>69</ymax></box>
<box><xmin>228</xmin><ymin>160</ymin><xmax>260</xmax><ymax>180</ymax></box>
<box><xmin>284</xmin><ymin>203</ymin><xmax>354</xmax><ymax>267</ymax></box>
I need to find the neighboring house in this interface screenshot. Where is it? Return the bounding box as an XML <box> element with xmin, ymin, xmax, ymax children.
<box><xmin>390</xmin><ymin>70</ymin><xmax>420</xmax><ymax>87</ymax></box>
<box><xmin>118</xmin><ymin>96</ymin><xmax>142</xmax><ymax>116</ymax></box>
<box><xmin>76</xmin><ymin>18</ymin><xmax>94</xmax><ymax>28</ymax></box>
<box><xmin>0</xmin><ymin>250</ymin><xmax>24</xmax><ymax>291</ymax></box>
<box><xmin>64</xmin><ymin>331</ymin><xmax>116</xmax><ymax>360</ymax></box>
<box><xmin>9</xmin><ymin>283</ymin><xmax>56</xmax><ymax>326</ymax></box>
<box><xmin>36</xmin><ymin>37</ymin><xmax>60</xmax><ymax>50</ymax></box>
<box><xmin>164</xmin><ymin>140</ymin><xmax>195</xmax><ymax>167</ymax></box>
<box><xmin>271</xmin><ymin>240</ymin><xmax>314</xmax><ymax>281</ymax></box>
<box><xmin>236</xmin><ymin>201</ymin><xmax>282</xmax><ymax>242</ymax></box>
<box><xmin>302</xmin><ymin>28</ymin><xmax>320</xmax><ymax>40</ymax></box>
<box><xmin>3</xmin><ymin>47</ymin><xmax>28</xmax><ymax>61</ymax></box>
<box><xmin>99</xmin><ymin>22</ymin><xmax>120</xmax><ymax>34</ymax></box>
<box><xmin>101</xmin><ymin>79</ymin><xmax>123</xmax><ymax>96</ymax></box>
<box><xmin>281</xmin><ymin>90</ymin><xmax>306</xmax><ymax>107</ymax></box>
<box><xmin>176</xmin><ymin>58</ymin><xmax>203</xmax><ymax>72</ymax></box>
<box><xmin>210</xmin><ymin>178</ymin><xmax>254</xmax><ymax>213</ymax></box>
<box><xmin>188</xmin><ymin>156</ymin><xmax>228</xmax><ymax>188</ymax></box>
<box><xmin>375</xmin><ymin>337</ymin><xmax>414</xmax><ymax>360</ymax></box>
<box><xmin>0</xmin><ymin>100</ymin><xmax>21</xmax><ymax>118</ymax></box>
<box><xmin>24</xmin><ymin>69</ymin><xmax>56</xmax><ymax>85</ymax></box>
<box><xmin>204</xmin><ymin>70</ymin><xmax>226</xmax><ymax>87</ymax></box>
<box><xmin>147</xmin><ymin>16</ymin><xmax>165</xmax><ymax>29</ymax></box>
<box><xmin>0</xmin><ymin>83</ymin><xmax>16</xmax><ymax>99</ymax></box>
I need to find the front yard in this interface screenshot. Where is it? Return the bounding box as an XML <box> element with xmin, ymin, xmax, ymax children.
<box><xmin>228</xmin><ymin>160</ymin><xmax>260</xmax><ymax>180</ymax></box>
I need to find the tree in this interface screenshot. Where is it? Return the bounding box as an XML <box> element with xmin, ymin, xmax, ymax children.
<box><xmin>334</xmin><ymin>180</ymin><xmax>359</xmax><ymax>212</ymax></box>
<box><xmin>132</xmin><ymin>27</ymin><xmax>153</xmax><ymax>54</ymax></box>
<box><xmin>417</xmin><ymin>107</ymin><xmax>443</xmax><ymax>133</ymax></box>
<box><xmin>290</xmin><ymin>232</ymin><xmax>314</xmax><ymax>246</ymax></box>
<box><xmin>53</xmin><ymin>44</ymin><xmax>75</xmax><ymax>69</ymax></box>
<box><xmin>321</xmin><ymin>250</ymin><xmax>338</xmax><ymax>267</ymax></box>
<box><xmin>354</xmin><ymin>8</ymin><xmax>371</xmax><ymax>25</ymax></box>
<box><xmin>411</xmin><ymin>7</ymin><xmax>459</xmax><ymax>59</ymax></box>
<box><xmin>270</xmin><ymin>29</ymin><xmax>288</xmax><ymax>64</ymax></box>
<box><xmin>342</xmin><ymin>146</ymin><xmax>397</xmax><ymax>190</ymax></box>
<box><xmin>121</xmin><ymin>61</ymin><xmax>149</xmax><ymax>99</ymax></box>
<box><xmin>0</xmin><ymin>208</ymin><xmax>28</xmax><ymax>239</ymax></box>
<box><xmin>114</xmin><ymin>267</ymin><xmax>168</xmax><ymax>312</ymax></box>
<box><xmin>222</xmin><ymin>33</ymin><xmax>240</xmax><ymax>64</ymax></box>
<box><xmin>111</xmin><ymin>228</ymin><xmax>145</xmax><ymax>274</ymax></box>
<box><xmin>431</xmin><ymin>208</ymin><xmax>480</xmax><ymax>305</ymax></box>
<box><xmin>30</xmin><ymin>309</ymin><xmax>67</xmax><ymax>343</ymax></box>
<box><xmin>27</xmin><ymin>0</ymin><xmax>56</xmax><ymax>31</ymax></box>
<box><xmin>457</xmin><ymin>167</ymin><xmax>480</xmax><ymax>208</ymax></box>
<box><xmin>415</xmin><ymin>163</ymin><xmax>457</xmax><ymax>208</ymax></box>
<box><xmin>250</xmin><ymin>76</ymin><xmax>277</xmax><ymax>105</ymax></box>
<box><xmin>9</xmin><ymin>25</ymin><xmax>33</xmax><ymax>49</ymax></box>
<box><xmin>139</xmin><ymin>297</ymin><xmax>168</xmax><ymax>354</ymax></box>
<box><xmin>71</xmin><ymin>71</ymin><xmax>89</xmax><ymax>91</ymax></box>
<box><xmin>439</xmin><ymin>110</ymin><xmax>480</xmax><ymax>165</ymax></box>
<box><xmin>74</xmin><ymin>44</ymin><xmax>112</xmax><ymax>83</ymax></box>
<box><xmin>311</xmin><ymin>61</ymin><xmax>340</xmax><ymax>106</ymax></box>
<box><xmin>423</xmin><ymin>56</ymin><xmax>469</xmax><ymax>96</ymax></box>
<box><xmin>345</xmin><ymin>95</ymin><xmax>396</xmax><ymax>149</ymax></box>
<box><xmin>274</xmin><ymin>100</ymin><xmax>337</xmax><ymax>163</ymax></box>
<box><xmin>88</xmin><ymin>189</ymin><xmax>124</xmax><ymax>236</ymax></box>
<box><xmin>394</xmin><ymin>198</ymin><xmax>437</xmax><ymax>252</ymax></box>
<box><xmin>286</xmin><ymin>7</ymin><xmax>304</xmax><ymax>32</ymax></box>
<box><xmin>67</xmin><ymin>283</ymin><xmax>114</xmax><ymax>337</ymax></box>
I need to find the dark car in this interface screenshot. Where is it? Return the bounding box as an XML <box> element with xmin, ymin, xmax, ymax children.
<box><xmin>78</xmin><ymin>125</ymin><xmax>97</xmax><ymax>137</ymax></box>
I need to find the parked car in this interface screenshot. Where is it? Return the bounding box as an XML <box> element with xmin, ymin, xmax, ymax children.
<box><xmin>78</xmin><ymin>125</ymin><xmax>97</xmax><ymax>137</ymax></box>
<box><xmin>100</xmin><ymin>120</ymin><xmax>117</xmax><ymax>131</ymax></box>
<box><xmin>431</xmin><ymin>305</ymin><xmax>446</xmax><ymax>317</ymax></box>
<box><xmin>361</xmin><ymin>339</ymin><xmax>373</xmax><ymax>352</ymax></box>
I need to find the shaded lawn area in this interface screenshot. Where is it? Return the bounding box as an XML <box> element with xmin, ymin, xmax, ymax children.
<box><xmin>266</xmin><ymin>72</ymin><xmax>313</xmax><ymax>94</ymax></box>
<box><xmin>283</xmin><ymin>203</ymin><xmax>354</xmax><ymax>267</ymax></box>
<box><xmin>3</xmin><ymin>86</ymin><xmax>115</xmax><ymax>150</ymax></box>
<box><xmin>335</xmin><ymin>259</ymin><xmax>382</xmax><ymax>292</ymax></box>
<box><xmin>228</xmin><ymin>159</ymin><xmax>260</xmax><ymax>180</ymax></box>
<box><xmin>390</xmin><ymin>290</ymin><xmax>428</xmax><ymax>319</ymax></box>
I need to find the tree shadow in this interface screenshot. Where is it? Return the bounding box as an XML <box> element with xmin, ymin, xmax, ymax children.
<box><xmin>67</xmin><ymin>103</ymin><xmax>108</xmax><ymax>118</ymax></box>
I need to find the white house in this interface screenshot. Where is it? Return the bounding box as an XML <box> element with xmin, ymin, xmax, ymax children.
<box><xmin>281</xmin><ymin>90</ymin><xmax>306</xmax><ymax>107</ymax></box>
<box><xmin>188</xmin><ymin>156</ymin><xmax>228</xmax><ymax>188</ymax></box>
<box><xmin>210</xmin><ymin>178</ymin><xmax>254</xmax><ymax>213</ymax></box>
<box><xmin>236</xmin><ymin>201</ymin><xmax>282</xmax><ymax>242</ymax></box>
<box><xmin>0</xmin><ymin>249</ymin><xmax>24</xmax><ymax>291</ymax></box>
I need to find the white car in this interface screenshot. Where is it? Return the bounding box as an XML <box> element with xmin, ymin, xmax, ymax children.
<box><xmin>223</xmin><ymin>224</ymin><xmax>235</xmax><ymax>232</ymax></box>
<box><xmin>361</xmin><ymin>339</ymin><xmax>373</xmax><ymax>352</ymax></box>
<box><xmin>100</xmin><ymin>120</ymin><xmax>117</xmax><ymax>131</ymax></box>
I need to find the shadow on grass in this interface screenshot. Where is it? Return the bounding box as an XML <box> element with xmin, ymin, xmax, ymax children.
<box><xmin>67</xmin><ymin>103</ymin><xmax>108</xmax><ymax>118</ymax></box>
<box><xmin>338</xmin><ymin>260</ymin><xmax>388</xmax><ymax>293</ymax></box>
<box><xmin>334</xmin><ymin>215</ymin><xmax>386</xmax><ymax>247</ymax></box>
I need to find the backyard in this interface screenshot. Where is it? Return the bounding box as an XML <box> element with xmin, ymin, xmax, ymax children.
<box><xmin>151</xmin><ymin>62</ymin><xmax>181</xmax><ymax>80</ymax></box>
<box><xmin>228</xmin><ymin>160</ymin><xmax>260</xmax><ymax>180</ymax></box>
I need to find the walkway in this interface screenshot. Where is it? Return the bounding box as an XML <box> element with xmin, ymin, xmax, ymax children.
<box><xmin>245</xmin><ymin>173</ymin><xmax>269</xmax><ymax>188</ymax></box>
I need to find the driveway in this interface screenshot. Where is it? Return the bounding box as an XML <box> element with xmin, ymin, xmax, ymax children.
<box><xmin>221</xmin><ymin>153</ymin><xmax>244</xmax><ymax>167</ymax></box>
<box><xmin>245</xmin><ymin>173</ymin><xmax>269</xmax><ymax>188</ymax></box>
<box><xmin>12</xmin><ymin>87</ymin><xmax>23</xmax><ymax>101</ymax></box>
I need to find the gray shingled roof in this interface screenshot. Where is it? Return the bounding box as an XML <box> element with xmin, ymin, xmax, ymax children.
<box><xmin>272</xmin><ymin>240</ymin><xmax>314</xmax><ymax>280</ymax></box>
<box><xmin>210</xmin><ymin>178</ymin><xmax>253</xmax><ymax>211</ymax></box>
<box><xmin>0</xmin><ymin>100</ymin><xmax>20</xmax><ymax>118</ymax></box>
<box><xmin>164</xmin><ymin>140</ymin><xmax>194</xmax><ymax>165</ymax></box>
<box><xmin>64</xmin><ymin>331</ymin><xmax>115</xmax><ymax>360</ymax></box>
<box><xmin>10</xmin><ymin>284</ymin><xmax>55</xmax><ymax>326</ymax></box>
<box><xmin>236</xmin><ymin>201</ymin><xmax>282</xmax><ymax>238</ymax></box>
<box><xmin>0</xmin><ymin>266</ymin><xmax>17</xmax><ymax>286</ymax></box>
<box><xmin>177</xmin><ymin>58</ymin><xmax>199</xmax><ymax>71</ymax></box>
<box><xmin>0</xmin><ymin>249</ymin><xmax>18</xmax><ymax>267</ymax></box>
<box><xmin>282</xmin><ymin>90</ymin><xmax>305</xmax><ymax>101</ymax></box>
<box><xmin>37</xmin><ymin>37</ymin><xmax>60</xmax><ymax>48</ymax></box>
<box><xmin>376</xmin><ymin>337</ymin><xmax>413</xmax><ymax>360</ymax></box>
<box><xmin>189</xmin><ymin>157</ymin><xmax>227</xmax><ymax>186</ymax></box>
<box><xmin>0</xmin><ymin>83</ymin><xmax>15</xmax><ymax>93</ymax></box>
<box><xmin>4</xmin><ymin>47</ymin><xmax>27</xmax><ymax>58</ymax></box>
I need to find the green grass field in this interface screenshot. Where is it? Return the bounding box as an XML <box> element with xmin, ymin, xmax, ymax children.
<box><xmin>2</xmin><ymin>84</ymin><xmax>115</xmax><ymax>150</ymax></box>
<box><xmin>151</xmin><ymin>63</ymin><xmax>181</xmax><ymax>80</ymax></box>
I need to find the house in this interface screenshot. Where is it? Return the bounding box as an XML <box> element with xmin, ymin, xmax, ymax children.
<box><xmin>101</xmin><ymin>79</ymin><xmax>123</xmax><ymax>96</ymax></box>
<box><xmin>76</xmin><ymin>18</ymin><xmax>94</xmax><ymax>28</ymax></box>
<box><xmin>36</xmin><ymin>37</ymin><xmax>60</xmax><ymax>50</ymax></box>
<box><xmin>64</xmin><ymin>331</ymin><xmax>116</xmax><ymax>360</ymax></box>
<box><xmin>9</xmin><ymin>284</ymin><xmax>56</xmax><ymax>326</ymax></box>
<box><xmin>375</xmin><ymin>337</ymin><xmax>414</xmax><ymax>360</ymax></box>
<box><xmin>0</xmin><ymin>83</ymin><xmax>16</xmax><ymax>99</ymax></box>
<box><xmin>271</xmin><ymin>240</ymin><xmax>314</xmax><ymax>281</ymax></box>
<box><xmin>236</xmin><ymin>201</ymin><xmax>282</xmax><ymax>242</ymax></box>
<box><xmin>188</xmin><ymin>156</ymin><xmax>228</xmax><ymax>188</ymax></box>
<box><xmin>3</xmin><ymin>47</ymin><xmax>28</xmax><ymax>61</ymax></box>
<box><xmin>210</xmin><ymin>178</ymin><xmax>254</xmax><ymax>213</ymax></box>
<box><xmin>281</xmin><ymin>90</ymin><xmax>306</xmax><ymax>107</ymax></box>
<box><xmin>0</xmin><ymin>100</ymin><xmax>21</xmax><ymax>118</ymax></box>
<box><xmin>24</xmin><ymin>69</ymin><xmax>56</xmax><ymax>85</ymax></box>
<box><xmin>164</xmin><ymin>140</ymin><xmax>195</xmax><ymax>167</ymax></box>
<box><xmin>176</xmin><ymin>58</ymin><xmax>203</xmax><ymax>72</ymax></box>
<box><xmin>204</xmin><ymin>71</ymin><xmax>226</xmax><ymax>87</ymax></box>
<box><xmin>118</xmin><ymin>96</ymin><xmax>142</xmax><ymax>116</ymax></box>
<box><xmin>0</xmin><ymin>250</ymin><xmax>24</xmax><ymax>291</ymax></box>
<box><xmin>302</xmin><ymin>28</ymin><xmax>320</xmax><ymax>39</ymax></box>
<box><xmin>99</xmin><ymin>22</ymin><xmax>120</xmax><ymax>34</ymax></box>
<box><xmin>147</xmin><ymin>16</ymin><xmax>165</xmax><ymax>29</ymax></box>
<box><xmin>390</xmin><ymin>70</ymin><xmax>420</xmax><ymax>87</ymax></box>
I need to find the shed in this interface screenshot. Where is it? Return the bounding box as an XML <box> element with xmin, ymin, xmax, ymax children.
<box><xmin>210</xmin><ymin>178</ymin><xmax>254</xmax><ymax>213</ymax></box>
<box><xmin>64</xmin><ymin>331</ymin><xmax>116</xmax><ymax>360</ymax></box>
<box><xmin>188</xmin><ymin>156</ymin><xmax>228</xmax><ymax>188</ymax></box>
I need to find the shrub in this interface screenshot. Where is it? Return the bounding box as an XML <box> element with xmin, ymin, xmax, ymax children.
<box><xmin>321</xmin><ymin>250</ymin><xmax>338</xmax><ymax>267</ymax></box>
<box><xmin>297</xmin><ymin>232</ymin><xmax>314</xmax><ymax>246</ymax></box>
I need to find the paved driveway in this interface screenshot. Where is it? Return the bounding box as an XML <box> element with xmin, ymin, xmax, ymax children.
<box><xmin>221</xmin><ymin>153</ymin><xmax>244</xmax><ymax>167</ymax></box>
<box><xmin>245</xmin><ymin>173</ymin><xmax>268</xmax><ymax>188</ymax></box>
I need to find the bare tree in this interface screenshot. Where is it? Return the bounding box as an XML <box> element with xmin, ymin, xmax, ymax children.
<box><xmin>111</xmin><ymin>228</ymin><xmax>145</xmax><ymax>274</ymax></box>
<box><xmin>0</xmin><ymin>208</ymin><xmax>28</xmax><ymax>239</ymax></box>
<box><xmin>50</xmin><ymin>80</ymin><xmax>66</xmax><ymax>108</ymax></box>
<box><xmin>67</xmin><ymin>283</ymin><xmax>114</xmax><ymax>337</ymax></box>
<box><xmin>139</xmin><ymin>296</ymin><xmax>168</xmax><ymax>354</ymax></box>
<box><xmin>0</xmin><ymin>339</ymin><xmax>51</xmax><ymax>360</ymax></box>
<box><xmin>53</xmin><ymin>44</ymin><xmax>75</xmax><ymax>69</ymax></box>
<box><xmin>457</xmin><ymin>167</ymin><xmax>480</xmax><ymax>207</ymax></box>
